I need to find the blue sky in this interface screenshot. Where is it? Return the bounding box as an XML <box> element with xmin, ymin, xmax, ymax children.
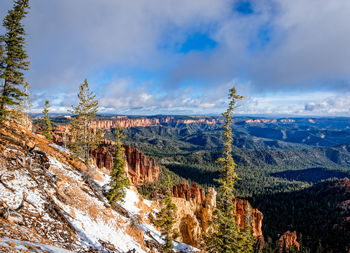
<box><xmin>1</xmin><ymin>0</ymin><xmax>350</xmax><ymax>115</ymax></box>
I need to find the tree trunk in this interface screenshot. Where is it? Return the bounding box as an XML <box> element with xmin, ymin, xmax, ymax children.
<box><xmin>0</xmin><ymin>79</ymin><xmax>9</xmax><ymax>112</ymax></box>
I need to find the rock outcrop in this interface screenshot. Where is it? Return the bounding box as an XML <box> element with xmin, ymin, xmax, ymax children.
<box><xmin>172</xmin><ymin>182</ymin><xmax>206</xmax><ymax>204</ymax></box>
<box><xmin>279</xmin><ymin>231</ymin><xmax>300</xmax><ymax>252</ymax></box>
<box><xmin>169</xmin><ymin>181</ymin><xmax>264</xmax><ymax>247</ymax></box>
<box><xmin>232</xmin><ymin>198</ymin><xmax>264</xmax><ymax>240</ymax></box>
<box><xmin>124</xmin><ymin>145</ymin><xmax>160</xmax><ymax>185</ymax></box>
<box><xmin>167</xmin><ymin>187</ymin><xmax>217</xmax><ymax>247</ymax></box>
<box><xmin>90</xmin><ymin>144</ymin><xmax>160</xmax><ymax>185</ymax></box>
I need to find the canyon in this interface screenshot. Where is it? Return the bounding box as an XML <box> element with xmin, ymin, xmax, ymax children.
<box><xmin>89</xmin><ymin>116</ymin><xmax>223</xmax><ymax>129</ymax></box>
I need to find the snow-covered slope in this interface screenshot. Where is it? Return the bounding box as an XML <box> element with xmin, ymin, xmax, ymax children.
<box><xmin>0</xmin><ymin>121</ymin><xmax>198</xmax><ymax>252</ymax></box>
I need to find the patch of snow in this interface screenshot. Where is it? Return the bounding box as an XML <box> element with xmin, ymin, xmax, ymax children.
<box><xmin>119</xmin><ymin>187</ymin><xmax>141</xmax><ymax>215</ymax></box>
<box><xmin>48</xmin><ymin>156</ymin><xmax>82</xmax><ymax>182</ymax></box>
<box><xmin>143</xmin><ymin>199</ymin><xmax>152</xmax><ymax>207</ymax></box>
<box><xmin>5</xmin><ymin>147</ymin><xmax>18</xmax><ymax>153</ymax></box>
<box><xmin>0</xmin><ymin>170</ymin><xmax>46</xmax><ymax>213</ymax></box>
<box><xmin>58</xmin><ymin>200</ymin><xmax>145</xmax><ymax>252</ymax></box>
<box><xmin>0</xmin><ymin>237</ymin><xmax>73</xmax><ymax>252</ymax></box>
<box><xmin>50</xmin><ymin>143</ymin><xmax>71</xmax><ymax>154</ymax></box>
<box><xmin>94</xmin><ymin>170</ymin><xmax>111</xmax><ymax>188</ymax></box>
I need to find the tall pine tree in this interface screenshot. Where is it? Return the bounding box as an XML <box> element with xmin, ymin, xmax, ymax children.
<box><xmin>153</xmin><ymin>175</ymin><xmax>178</xmax><ymax>252</ymax></box>
<box><xmin>205</xmin><ymin>87</ymin><xmax>255</xmax><ymax>253</ymax></box>
<box><xmin>69</xmin><ymin>78</ymin><xmax>101</xmax><ymax>165</ymax></box>
<box><xmin>42</xmin><ymin>100</ymin><xmax>52</xmax><ymax>141</ymax></box>
<box><xmin>106</xmin><ymin>124</ymin><xmax>130</xmax><ymax>203</ymax></box>
<box><xmin>0</xmin><ymin>0</ymin><xmax>30</xmax><ymax>121</ymax></box>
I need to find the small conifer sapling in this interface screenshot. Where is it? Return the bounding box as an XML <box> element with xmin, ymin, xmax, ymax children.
<box><xmin>106</xmin><ymin>124</ymin><xmax>130</xmax><ymax>203</ymax></box>
<box><xmin>153</xmin><ymin>175</ymin><xmax>178</xmax><ymax>252</ymax></box>
<box><xmin>42</xmin><ymin>100</ymin><xmax>52</xmax><ymax>141</ymax></box>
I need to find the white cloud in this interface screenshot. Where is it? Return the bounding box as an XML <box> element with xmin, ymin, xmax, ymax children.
<box><xmin>304</xmin><ymin>94</ymin><xmax>350</xmax><ymax>115</ymax></box>
<box><xmin>1</xmin><ymin>0</ymin><xmax>350</xmax><ymax>115</ymax></box>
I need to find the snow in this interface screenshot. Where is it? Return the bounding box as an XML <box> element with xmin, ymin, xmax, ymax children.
<box><xmin>0</xmin><ymin>237</ymin><xmax>73</xmax><ymax>253</ymax></box>
<box><xmin>47</xmin><ymin>157</ymin><xmax>146</xmax><ymax>252</ymax></box>
<box><xmin>94</xmin><ymin>170</ymin><xmax>111</xmax><ymax>188</ymax></box>
<box><xmin>119</xmin><ymin>187</ymin><xmax>141</xmax><ymax>215</ymax></box>
<box><xmin>0</xmin><ymin>169</ymin><xmax>46</xmax><ymax>213</ymax></box>
<box><xmin>0</xmin><ymin>139</ymin><xmax>199</xmax><ymax>252</ymax></box>
<box><xmin>63</xmin><ymin>206</ymin><xmax>145</xmax><ymax>252</ymax></box>
<box><xmin>143</xmin><ymin>199</ymin><xmax>152</xmax><ymax>207</ymax></box>
<box><xmin>93</xmin><ymin>177</ymin><xmax>199</xmax><ymax>253</ymax></box>
<box><xmin>50</xmin><ymin>143</ymin><xmax>71</xmax><ymax>154</ymax></box>
<box><xmin>48</xmin><ymin>156</ymin><xmax>82</xmax><ymax>182</ymax></box>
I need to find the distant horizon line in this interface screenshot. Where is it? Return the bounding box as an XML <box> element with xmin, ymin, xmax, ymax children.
<box><xmin>29</xmin><ymin>112</ymin><xmax>350</xmax><ymax>119</ymax></box>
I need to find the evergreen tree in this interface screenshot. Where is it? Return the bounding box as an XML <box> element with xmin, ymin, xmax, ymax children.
<box><xmin>0</xmin><ymin>0</ymin><xmax>30</xmax><ymax>121</ymax></box>
<box><xmin>153</xmin><ymin>175</ymin><xmax>178</xmax><ymax>252</ymax></box>
<box><xmin>106</xmin><ymin>124</ymin><xmax>130</xmax><ymax>203</ymax></box>
<box><xmin>69</xmin><ymin>78</ymin><xmax>101</xmax><ymax>165</ymax></box>
<box><xmin>205</xmin><ymin>87</ymin><xmax>255</xmax><ymax>252</ymax></box>
<box><xmin>42</xmin><ymin>100</ymin><xmax>52</xmax><ymax>141</ymax></box>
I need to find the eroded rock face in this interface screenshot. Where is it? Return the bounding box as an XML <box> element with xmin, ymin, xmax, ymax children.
<box><xmin>90</xmin><ymin>145</ymin><xmax>160</xmax><ymax>185</ymax></box>
<box><xmin>170</xmin><ymin>182</ymin><xmax>264</xmax><ymax>247</ymax></box>
<box><xmin>172</xmin><ymin>182</ymin><xmax>205</xmax><ymax>204</ymax></box>
<box><xmin>124</xmin><ymin>145</ymin><xmax>160</xmax><ymax>185</ymax></box>
<box><xmin>232</xmin><ymin>198</ymin><xmax>264</xmax><ymax>240</ymax></box>
<box><xmin>89</xmin><ymin>116</ymin><xmax>223</xmax><ymax>129</ymax></box>
<box><xmin>170</xmin><ymin>188</ymin><xmax>216</xmax><ymax>247</ymax></box>
<box><xmin>279</xmin><ymin>231</ymin><xmax>300</xmax><ymax>252</ymax></box>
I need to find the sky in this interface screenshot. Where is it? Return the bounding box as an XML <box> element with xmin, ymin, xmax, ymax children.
<box><xmin>0</xmin><ymin>0</ymin><xmax>350</xmax><ymax>116</ymax></box>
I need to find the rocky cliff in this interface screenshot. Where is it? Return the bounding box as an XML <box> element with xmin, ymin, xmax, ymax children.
<box><xmin>0</xmin><ymin>121</ymin><xmax>196</xmax><ymax>252</ymax></box>
<box><xmin>89</xmin><ymin>116</ymin><xmax>223</xmax><ymax>129</ymax></box>
<box><xmin>172</xmin><ymin>181</ymin><xmax>206</xmax><ymax>204</ymax></box>
<box><xmin>90</xmin><ymin>144</ymin><xmax>160</xmax><ymax>185</ymax></box>
<box><xmin>171</xmin><ymin>181</ymin><xmax>264</xmax><ymax>247</ymax></box>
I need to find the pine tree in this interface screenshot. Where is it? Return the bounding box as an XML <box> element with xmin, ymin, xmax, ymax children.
<box><xmin>205</xmin><ymin>87</ymin><xmax>255</xmax><ymax>252</ymax></box>
<box><xmin>0</xmin><ymin>0</ymin><xmax>30</xmax><ymax>121</ymax></box>
<box><xmin>69</xmin><ymin>78</ymin><xmax>101</xmax><ymax>165</ymax></box>
<box><xmin>42</xmin><ymin>100</ymin><xmax>52</xmax><ymax>141</ymax></box>
<box><xmin>153</xmin><ymin>175</ymin><xmax>178</xmax><ymax>252</ymax></box>
<box><xmin>106</xmin><ymin>124</ymin><xmax>130</xmax><ymax>203</ymax></box>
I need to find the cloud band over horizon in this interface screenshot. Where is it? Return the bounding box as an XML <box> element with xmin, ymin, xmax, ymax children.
<box><xmin>1</xmin><ymin>0</ymin><xmax>349</xmax><ymax>115</ymax></box>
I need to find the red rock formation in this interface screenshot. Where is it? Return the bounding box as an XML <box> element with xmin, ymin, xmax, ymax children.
<box><xmin>90</xmin><ymin>145</ymin><xmax>160</xmax><ymax>185</ymax></box>
<box><xmin>88</xmin><ymin>116</ymin><xmax>223</xmax><ymax>129</ymax></box>
<box><xmin>232</xmin><ymin>198</ymin><xmax>264</xmax><ymax>241</ymax></box>
<box><xmin>172</xmin><ymin>182</ymin><xmax>205</xmax><ymax>204</ymax></box>
<box><xmin>124</xmin><ymin>145</ymin><xmax>160</xmax><ymax>185</ymax></box>
<box><xmin>172</xmin><ymin>182</ymin><xmax>264</xmax><ymax>242</ymax></box>
<box><xmin>90</xmin><ymin>146</ymin><xmax>113</xmax><ymax>170</ymax></box>
<box><xmin>279</xmin><ymin>231</ymin><xmax>300</xmax><ymax>252</ymax></box>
